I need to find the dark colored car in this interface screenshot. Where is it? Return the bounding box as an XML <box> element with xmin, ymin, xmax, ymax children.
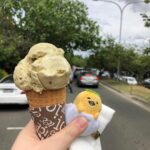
<box><xmin>76</xmin><ymin>70</ymin><xmax>99</xmax><ymax>88</ymax></box>
<box><xmin>143</xmin><ymin>78</ymin><xmax>150</xmax><ymax>89</ymax></box>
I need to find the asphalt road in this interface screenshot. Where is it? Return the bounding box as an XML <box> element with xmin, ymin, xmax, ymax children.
<box><xmin>0</xmin><ymin>83</ymin><xmax>150</xmax><ymax>150</ymax></box>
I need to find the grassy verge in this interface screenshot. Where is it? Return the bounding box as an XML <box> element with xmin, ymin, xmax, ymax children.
<box><xmin>101</xmin><ymin>79</ymin><xmax>150</xmax><ymax>104</ymax></box>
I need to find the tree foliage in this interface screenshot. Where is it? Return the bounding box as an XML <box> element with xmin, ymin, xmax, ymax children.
<box><xmin>143</xmin><ymin>47</ymin><xmax>150</xmax><ymax>55</ymax></box>
<box><xmin>87</xmin><ymin>37</ymin><xmax>150</xmax><ymax>80</ymax></box>
<box><xmin>141</xmin><ymin>0</ymin><xmax>150</xmax><ymax>27</ymax></box>
<box><xmin>0</xmin><ymin>2</ymin><xmax>21</xmax><ymax>73</ymax></box>
<box><xmin>87</xmin><ymin>38</ymin><xmax>124</xmax><ymax>72</ymax></box>
<box><xmin>144</xmin><ymin>0</ymin><xmax>150</xmax><ymax>4</ymax></box>
<box><xmin>4</xmin><ymin>0</ymin><xmax>101</xmax><ymax>54</ymax></box>
<box><xmin>0</xmin><ymin>0</ymin><xmax>101</xmax><ymax>72</ymax></box>
<box><xmin>141</xmin><ymin>13</ymin><xmax>150</xmax><ymax>27</ymax></box>
<box><xmin>72</xmin><ymin>55</ymin><xmax>87</xmax><ymax>67</ymax></box>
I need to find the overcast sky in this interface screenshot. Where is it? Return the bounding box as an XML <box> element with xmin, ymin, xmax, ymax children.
<box><xmin>82</xmin><ymin>0</ymin><xmax>150</xmax><ymax>47</ymax></box>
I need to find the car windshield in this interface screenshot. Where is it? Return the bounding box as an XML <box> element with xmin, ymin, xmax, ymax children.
<box><xmin>128</xmin><ymin>78</ymin><xmax>134</xmax><ymax>81</ymax></box>
<box><xmin>0</xmin><ymin>75</ymin><xmax>14</xmax><ymax>83</ymax></box>
<box><xmin>81</xmin><ymin>71</ymin><xmax>95</xmax><ymax>76</ymax></box>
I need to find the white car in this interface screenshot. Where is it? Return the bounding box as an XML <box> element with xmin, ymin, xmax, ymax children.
<box><xmin>122</xmin><ymin>76</ymin><xmax>137</xmax><ymax>85</ymax></box>
<box><xmin>101</xmin><ymin>71</ymin><xmax>110</xmax><ymax>78</ymax></box>
<box><xmin>0</xmin><ymin>74</ymin><xmax>28</xmax><ymax>105</ymax></box>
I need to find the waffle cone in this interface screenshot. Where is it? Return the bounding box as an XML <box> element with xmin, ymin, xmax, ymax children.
<box><xmin>26</xmin><ymin>87</ymin><xmax>66</xmax><ymax>107</ymax></box>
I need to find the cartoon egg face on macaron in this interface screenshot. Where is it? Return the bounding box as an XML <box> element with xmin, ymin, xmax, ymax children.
<box><xmin>74</xmin><ymin>90</ymin><xmax>102</xmax><ymax>119</ymax></box>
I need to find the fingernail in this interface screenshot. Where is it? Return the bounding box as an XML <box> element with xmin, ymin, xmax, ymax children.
<box><xmin>75</xmin><ymin>117</ymin><xmax>88</xmax><ymax>129</ymax></box>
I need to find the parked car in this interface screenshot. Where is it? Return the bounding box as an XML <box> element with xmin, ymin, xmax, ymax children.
<box><xmin>90</xmin><ymin>68</ymin><xmax>100</xmax><ymax>76</ymax></box>
<box><xmin>73</xmin><ymin>67</ymin><xmax>84</xmax><ymax>78</ymax></box>
<box><xmin>143</xmin><ymin>78</ymin><xmax>150</xmax><ymax>89</ymax></box>
<box><xmin>76</xmin><ymin>70</ymin><xmax>99</xmax><ymax>87</ymax></box>
<box><xmin>0</xmin><ymin>74</ymin><xmax>28</xmax><ymax>105</ymax></box>
<box><xmin>101</xmin><ymin>71</ymin><xmax>110</xmax><ymax>78</ymax></box>
<box><xmin>122</xmin><ymin>76</ymin><xmax>137</xmax><ymax>85</ymax></box>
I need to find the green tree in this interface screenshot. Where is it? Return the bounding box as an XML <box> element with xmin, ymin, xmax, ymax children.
<box><xmin>0</xmin><ymin>3</ymin><xmax>21</xmax><ymax>73</ymax></box>
<box><xmin>134</xmin><ymin>55</ymin><xmax>150</xmax><ymax>80</ymax></box>
<box><xmin>0</xmin><ymin>68</ymin><xmax>8</xmax><ymax>79</ymax></box>
<box><xmin>5</xmin><ymin>0</ymin><xmax>101</xmax><ymax>55</ymax></box>
<box><xmin>143</xmin><ymin>47</ymin><xmax>150</xmax><ymax>55</ymax></box>
<box><xmin>141</xmin><ymin>0</ymin><xmax>150</xmax><ymax>27</ymax></box>
<box><xmin>72</xmin><ymin>55</ymin><xmax>87</xmax><ymax>67</ymax></box>
<box><xmin>141</xmin><ymin>13</ymin><xmax>150</xmax><ymax>27</ymax></box>
<box><xmin>87</xmin><ymin>37</ymin><xmax>144</xmax><ymax>79</ymax></box>
<box><xmin>87</xmin><ymin>38</ymin><xmax>124</xmax><ymax>72</ymax></box>
<box><xmin>121</xmin><ymin>48</ymin><xmax>139</xmax><ymax>75</ymax></box>
<box><xmin>144</xmin><ymin>0</ymin><xmax>150</xmax><ymax>3</ymax></box>
<box><xmin>0</xmin><ymin>0</ymin><xmax>102</xmax><ymax>72</ymax></box>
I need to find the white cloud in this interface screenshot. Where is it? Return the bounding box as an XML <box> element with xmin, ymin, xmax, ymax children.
<box><xmin>118</xmin><ymin>0</ymin><xmax>150</xmax><ymax>12</ymax></box>
<box><xmin>74</xmin><ymin>50</ymin><xmax>91</xmax><ymax>58</ymax></box>
<box><xmin>83</xmin><ymin>0</ymin><xmax>150</xmax><ymax>47</ymax></box>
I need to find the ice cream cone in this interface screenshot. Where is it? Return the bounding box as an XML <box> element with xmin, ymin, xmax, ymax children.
<box><xmin>26</xmin><ymin>88</ymin><xmax>66</xmax><ymax>107</ymax></box>
<box><xmin>26</xmin><ymin>87</ymin><xmax>66</xmax><ymax>140</ymax></box>
<box><xmin>13</xmin><ymin>43</ymin><xmax>71</xmax><ymax>140</ymax></box>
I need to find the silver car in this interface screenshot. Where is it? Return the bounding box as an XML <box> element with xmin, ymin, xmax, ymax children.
<box><xmin>77</xmin><ymin>71</ymin><xmax>99</xmax><ymax>88</ymax></box>
<box><xmin>0</xmin><ymin>74</ymin><xmax>28</xmax><ymax>105</ymax></box>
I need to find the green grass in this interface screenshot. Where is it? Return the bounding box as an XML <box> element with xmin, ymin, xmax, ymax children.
<box><xmin>101</xmin><ymin>79</ymin><xmax>150</xmax><ymax>103</ymax></box>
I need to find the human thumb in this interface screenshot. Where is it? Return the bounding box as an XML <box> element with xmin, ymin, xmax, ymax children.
<box><xmin>41</xmin><ymin>117</ymin><xmax>88</xmax><ymax>150</ymax></box>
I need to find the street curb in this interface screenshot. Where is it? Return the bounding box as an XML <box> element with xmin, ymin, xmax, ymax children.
<box><xmin>99</xmin><ymin>82</ymin><xmax>150</xmax><ymax>112</ymax></box>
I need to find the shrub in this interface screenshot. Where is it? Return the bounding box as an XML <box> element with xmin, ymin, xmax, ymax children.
<box><xmin>0</xmin><ymin>69</ymin><xmax>8</xmax><ymax>79</ymax></box>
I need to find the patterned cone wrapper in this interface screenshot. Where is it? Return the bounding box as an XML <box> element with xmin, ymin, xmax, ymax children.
<box><xmin>26</xmin><ymin>88</ymin><xmax>66</xmax><ymax>140</ymax></box>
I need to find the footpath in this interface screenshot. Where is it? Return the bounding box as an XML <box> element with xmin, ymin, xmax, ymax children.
<box><xmin>100</xmin><ymin>80</ymin><xmax>150</xmax><ymax>112</ymax></box>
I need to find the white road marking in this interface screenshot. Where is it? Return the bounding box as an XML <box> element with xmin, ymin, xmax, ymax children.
<box><xmin>7</xmin><ymin>127</ymin><xmax>24</xmax><ymax>130</ymax></box>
